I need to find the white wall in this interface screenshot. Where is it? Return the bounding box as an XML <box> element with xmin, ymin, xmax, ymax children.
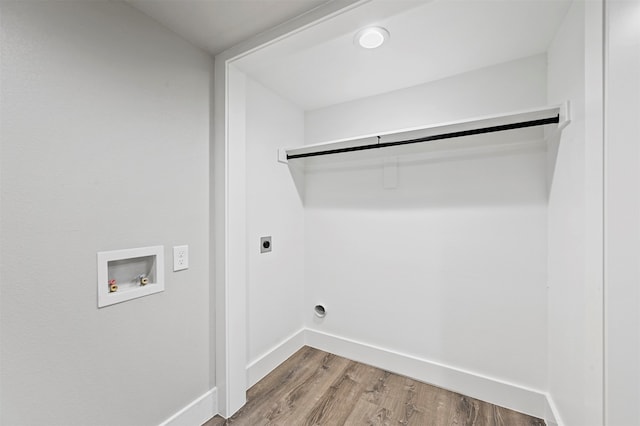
<box><xmin>0</xmin><ymin>2</ymin><xmax>213</xmax><ymax>425</ymax></box>
<box><xmin>605</xmin><ymin>1</ymin><xmax>640</xmax><ymax>424</ymax></box>
<box><xmin>306</xmin><ymin>54</ymin><xmax>548</xmax><ymax>144</ymax></box>
<box><xmin>244</xmin><ymin>76</ymin><xmax>305</xmax><ymax>371</ymax></box>
<box><xmin>546</xmin><ymin>1</ymin><xmax>604</xmax><ymax>424</ymax></box>
<box><xmin>303</xmin><ymin>55</ymin><xmax>549</xmax><ymax>391</ymax></box>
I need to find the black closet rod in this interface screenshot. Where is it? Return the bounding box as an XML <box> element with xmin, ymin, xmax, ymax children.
<box><xmin>287</xmin><ymin>114</ymin><xmax>560</xmax><ymax>160</ymax></box>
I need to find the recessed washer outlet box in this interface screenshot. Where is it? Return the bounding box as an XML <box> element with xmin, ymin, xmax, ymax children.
<box><xmin>97</xmin><ymin>246</ymin><xmax>164</xmax><ymax>308</ymax></box>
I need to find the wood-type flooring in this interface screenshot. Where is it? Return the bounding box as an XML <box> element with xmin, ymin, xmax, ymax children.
<box><xmin>203</xmin><ymin>346</ymin><xmax>545</xmax><ymax>426</ymax></box>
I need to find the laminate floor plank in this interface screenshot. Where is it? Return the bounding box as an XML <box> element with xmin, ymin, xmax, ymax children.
<box><xmin>220</xmin><ymin>347</ymin><xmax>320</xmax><ymax>425</ymax></box>
<box><xmin>492</xmin><ymin>405</ymin><xmax>546</xmax><ymax>426</ymax></box>
<box><xmin>202</xmin><ymin>346</ymin><xmax>545</xmax><ymax>426</ymax></box>
<box><xmin>343</xmin><ymin>369</ymin><xmax>395</xmax><ymax>425</ymax></box>
<box><xmin>261</xmin><ymin>353</ymin><xmax>352</xmax><ymax>425</ymax></box>
<box><xmin>248</xmin><ymin>346</ymin><xmax>322</xmax><ymax>403</ymax></box>
<box><xmin>304</xmin><ymin>361</ymin><xmax>381</xmax><ymax>426</ymax></box>
<box><xmin>360</xmin><ymin>373</ymin><xmax>427</xmax><ymax>425</ymax></box>
<box><xmin>228</xmin><ymin>349</ymin><xmax>347</xmax><ymax>425</ymax></box>
<box><xmin>343</xmin><ymin>398</ymin><xmax>383</xmax><ymax>425</ymax></box>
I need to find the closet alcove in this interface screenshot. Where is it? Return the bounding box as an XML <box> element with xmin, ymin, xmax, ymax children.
<box><xmin>216</xmin><ymin>0</ymin><xmax>603</xmax><ymax>423</ymax></box>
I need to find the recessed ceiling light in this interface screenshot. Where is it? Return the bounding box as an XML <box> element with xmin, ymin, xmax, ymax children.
<box><xmin>354</xmin><ymin>27</ymin><xmax>390</xmax><ymax>49</ymax></box>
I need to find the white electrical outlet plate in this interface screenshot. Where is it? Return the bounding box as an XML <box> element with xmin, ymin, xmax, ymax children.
<box><xmin>173</xmin><ymin>245</ymin><xmax>189</xmax><ymax>271</ymax></box>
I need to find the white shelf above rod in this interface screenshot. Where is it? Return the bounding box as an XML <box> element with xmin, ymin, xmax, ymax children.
<box><xmin>279</xmin><ymin>103</ymin><xmax>570</xmax><ymax>163</ymax></box>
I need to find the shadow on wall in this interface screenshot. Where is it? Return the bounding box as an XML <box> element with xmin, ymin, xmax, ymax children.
<box><xmin>289</xmin><ymin>127</ymin><xmax>548</xmax><ymax>210</ymax></box>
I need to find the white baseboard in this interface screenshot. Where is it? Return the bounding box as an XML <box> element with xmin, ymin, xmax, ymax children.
<box><xmin>544</xmin><ymin>393</ymin><xmax>564</xmax><ymax>426</ymax></box>
<box><xmin>246</xmin><ymin>328</ymin><xmax>306</xmax><ymax>388</ymax></box>
<box><xmin>305</xmin><ymin>328</ymin><xmax>549</xmax><ymax>421</ymax></box>
<box><xmin>158</xmin><ymin>387</ymin><xmax>218</xmax><ymax>426</ymax></box>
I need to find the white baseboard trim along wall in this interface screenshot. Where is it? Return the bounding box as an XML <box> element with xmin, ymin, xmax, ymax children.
<box><xmin>159</xmin><ymin>388</ymin><xmax>218</xmax><ymax>426</ymax></box>
<box><xmin>544</xmin><ymin>394</ymin><xmax>563</xmax><ymax>426</ymax></box>
<box><xmin>246</xmin><ymin>328</ymin><xmax>307</xmax><ymax>388</ymax></box>
<box><xmin>305</xmin><ymin>329</ymin><xmax>552</xmax><ymax>421</ymax></box>
<box><xmin>166</xmin><ymin>328</ymin><xmax>564</xmax><ymax>425</ymax></box>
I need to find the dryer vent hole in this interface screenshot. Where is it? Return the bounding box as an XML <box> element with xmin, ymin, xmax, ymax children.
<box><xmin>314</xmin><ymin>305</ymin><xmax>326</xmax><ymax>318</ymax></box>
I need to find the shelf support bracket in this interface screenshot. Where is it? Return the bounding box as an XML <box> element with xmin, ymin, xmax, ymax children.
<box><xmin>277</xmin><ymin>148</ymin><xmax>288</xmax><ymax>164</ymax></box>
<box><xmin>558</xmin><ymin>100</ymin><xmax>572</xmax><ymax>132</ymax></box>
